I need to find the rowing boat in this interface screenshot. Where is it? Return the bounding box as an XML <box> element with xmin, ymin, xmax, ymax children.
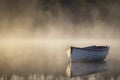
<box><xmin>66</xmin><ymin>45</ymin><xmax>110</xmax><ymax>62</ymax></box>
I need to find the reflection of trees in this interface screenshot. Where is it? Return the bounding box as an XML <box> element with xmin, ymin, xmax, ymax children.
<box><xmin>0</xmin><ymin>62</ymin><xmax>120</xmax><ymax>80</ymax></box>
<box><xmin>0</xmin><ymin>72</ymin><xmax>120</xmax><ymax>80</ymax></box>
<box><xmin>0</xmin><ymin>56</ymin><xmax>120</xmax><ymax>80</ymax></box>
<box><xmin>0</xmin><ymin>74</ymin><xmax>67</xmax><ymax>80</ymax></box>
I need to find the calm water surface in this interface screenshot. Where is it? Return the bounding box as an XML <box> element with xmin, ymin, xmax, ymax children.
<box><xmin>0</xmin><ymin>39</ymin><xmax>120</xmax><ymax>80</ymax></box>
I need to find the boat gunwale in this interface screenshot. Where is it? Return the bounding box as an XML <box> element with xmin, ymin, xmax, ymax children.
<box><xmin>71</xmin><ymin>46</ymin><xmax>110</xmax><ymax>52</ymax></box>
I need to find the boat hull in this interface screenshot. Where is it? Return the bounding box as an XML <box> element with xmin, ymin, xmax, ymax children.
<box><xmin>67</xmin><ymin>46</ymin><xmax>109</xmax><ymax>62</ymax></box>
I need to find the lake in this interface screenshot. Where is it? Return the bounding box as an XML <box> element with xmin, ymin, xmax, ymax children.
<box><xmin>0</xmin><ymin>39</ymin><xmax>120</xmax><ymax>80</ymax></box>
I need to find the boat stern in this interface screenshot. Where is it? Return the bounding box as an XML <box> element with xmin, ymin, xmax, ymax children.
<box><xmin>66</xmin><ymin>47</ymin><xmax>72</xmax><ymax>61</ymax></box>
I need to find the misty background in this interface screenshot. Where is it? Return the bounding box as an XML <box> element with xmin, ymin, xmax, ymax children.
<box><xmin>0</xmin><ymin>0</ymin><xmax>120</xmax><ymax>79</ymax></box>
<box><xmin>0</xmin><ymin>0</ymin><xmax>120</xmax><ymax>65</ymax></box>
<box><xmin>0</xmin><ymin>0</ymin><xmax>120</xmax><ymax>39</ymax></box>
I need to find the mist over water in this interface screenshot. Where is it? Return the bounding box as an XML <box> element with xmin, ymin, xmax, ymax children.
<box><xmin>0</xmin><ymin>0</ymin><xmax>120</xmax><ymax>80</ymax></box>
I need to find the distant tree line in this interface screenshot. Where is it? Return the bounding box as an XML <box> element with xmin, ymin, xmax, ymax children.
<box><xmin>35</xmin><ymin>0</ymin><xmax>120</xmax><ymax>25</ymax></box>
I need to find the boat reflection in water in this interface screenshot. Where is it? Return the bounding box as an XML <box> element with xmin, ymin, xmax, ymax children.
<box><xmin>66</xmin><ymin>60</ymin><xmax>108</xmax><ymax>78</ymax></box>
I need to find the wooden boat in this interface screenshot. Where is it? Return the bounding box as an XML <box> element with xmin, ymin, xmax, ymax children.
<box><xmin>66</xmin><ymin>61</ymin><xmax>108</xmax><ymax>77</ymax></box>
<box><xmin>66</xmin><ymin>45</ymin><xmax>110</xmax><ymax>62</ymax></box>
